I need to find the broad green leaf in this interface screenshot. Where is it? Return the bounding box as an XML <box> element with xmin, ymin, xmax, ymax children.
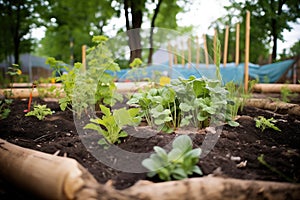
<box><xmin>154</xmin><ymin>146</ymin><xmax>168</xmax><ymax>161</ymax></box>
<box><xmin>83</xmin><ymin>123</ymin><xmax>102</xmax><ymax>133</ymax></box>
<box><xmin>192</xmin><ymin>166</ymin><xmax>203</xmax><ymax>175</ymax></box>
<box><xmin>172</xmin><ymin>168</ymin><xmax>187</xmax><ymax>180</ymax></box>
<box><xmin>100</xmin><ymin>105</ymin><xmax>111</xmax><ymax>117</ymax></box>
<box><xmin>142</xmin><ymin>158</ymin><xmax>161</xmax><ymax>171</ymax></box>
<box><xmin>179</xmin><ymin>103</ymin><xmax>193</xmax><ymax>112</ymax></box>
<box><xmin>227</xmin><ymin>120</ymin><xmax>240</xmax><ymax>127</ymax></box>
<box><xmin>168</xmin><ymin>148</ymin><xmax>184</xmax><ymax>162</ymax></box>
<box><xmin>185</xmin><ymin>148</ymin><xmax>201</xmax><ymax>158</ymax></box>
<box><xmin>197</xmin><ymin>114</ymin><xmax>208</xmax><ymax>121</ymax></box>
<box><xmin>172</xmin><ymin>135</ymin><xmax>193</xmax><ymax>152</ymax></box>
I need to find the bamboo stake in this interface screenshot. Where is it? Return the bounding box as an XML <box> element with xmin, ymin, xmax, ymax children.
<box><xmin>181</xmin><ymin>40</ymin><xmax>185</xmax><ymax>67</ymax></box>
<box><xmin>244</xmin><ymin>11</ymin><xmax>251</xmax><ymax>92</ymax></box>
<box><xmin>213</xmin><ymin>29</ymin><xmax>218</xmax><ymax>65</ymax></box>
<box><xmin>82</xmin><ymin>45</ymin><xmax>86</xmax><ymax>71</ymax></box>
<box><xmin>196</xmin><ymin>36</ymin><xmax>200</xmax><ymax>68</ymax></box>
<box><xmin>223</xmin><ymin>25</ymin><xmax>229</xmax><ymax>67</ymax></box>
<box><xmin>203</xmin><ymin>34</ymin><xmax>209</xmax><ymax>68</ymax></box>
<box><xmin>174</xmin><ymin>45</ymin><xmax>178</xmax><ymax>65</ymax></box>
<box><xmin>188</xmin><ymin>38</ymin><xmax>192</xmax><ymax>69</ymax></box>
<box><xmin>235</xmin><ymin>23</ymin><xmax>240</xmax><ymax>66</ymax></box>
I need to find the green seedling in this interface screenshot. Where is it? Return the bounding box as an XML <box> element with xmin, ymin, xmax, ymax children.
<box><xmin>280</xmin><ymin>85</ymin><xmax>297</xmax><ymax>103</ymax></box>
<box><xmin>25</xmin><ymin>104</ymin><xmax>53</xmax><ymax>120</ymax></box>
<box><xmin>254</xmin><ymin>116</ymin><xmax>281</xmax><ymax>132</ymax></box>
<box><xmin>142</xmin><ymin>135</ymin><xmax>202</xmax><ymax>181</ymax></box>
<box><xmin>258</xmin><ymin>154</ymin><xmax>294</xmax><ymax>182</ymax></box>
<box><xmin>84</xmin><ymin>105</ymin><xmax>141</xmax><ymax>146</ymax></box>
<box><xmin>0</xmin><ymin>99</ymin><xmax>12</xmax><ymax>120</ymax></box>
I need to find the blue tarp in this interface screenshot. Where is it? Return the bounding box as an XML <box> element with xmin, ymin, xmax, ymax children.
<box><xmin>108</xmin><ymin>59</ymin><xmax>294</xmax><ymax>84</ymax></box>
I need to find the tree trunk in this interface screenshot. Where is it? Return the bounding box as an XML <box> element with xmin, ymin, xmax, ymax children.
<box><xmin>13</xmin><ymin>2</ymin><xmax>21</xmax><ymax>65</ymax></box>
<box><xmin>124</xmin><ymin>0</ymin><xmax>144</xmax><ymax>63</ymax></box>
<box><xmin>148</xmin><ymin>0</ymin><xmax>163</xmax><ymax>65</ymax></box>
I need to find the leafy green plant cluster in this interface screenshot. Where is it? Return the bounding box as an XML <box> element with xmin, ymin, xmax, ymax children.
<box><xmin>0</xmin><ymin>99</ymin><xmax>12</xmax><ymax>120</ymax></box>
<box><xmin>280</xmin><ymin>85</ymin><xmax>297</xmax><ymax>103</ymax></box>
<box><xmin>142</xmin><ymin>135</ymin><xmax>202</xmax><ymax>181</ymax></box>
<box><xmin>225</xmin><ymin>79</ymin><xmax>257</xmax><ymax>126</ymax></box>
<box><xmin>47</xmin><ymin>35</ymin><xmax>122</xmax><ymax>115</ymax></box>
<box><xmin>84</xmin><ymin>105</ymin><xmax>141</xmax><ymax>146</ymax></box>
<box><xmin>254</xmin><ymin>116</ymin><xmax>281</xmax><ymax>132</ymax></box>
<box><xmin>25</xmin><ymin>104</ymin><xmax>53</xmax><ymax>120</ymax></box>
<box><xmin>127</xmin><ymin>75</ymin><xmax>237</xmax><ymax>133</ymax></box>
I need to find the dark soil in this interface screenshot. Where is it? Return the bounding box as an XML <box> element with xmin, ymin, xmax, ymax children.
<box><xmin>0</xmin><ymin>96</ymin><xmax>299</xmax><ymax>199</ymax></box>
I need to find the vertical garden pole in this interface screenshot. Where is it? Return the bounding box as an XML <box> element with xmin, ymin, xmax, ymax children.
<box><xmin>188</xmin><ymin>38</ymin><xmax>192</xmax><ymax>69</ymax></box>
<box><xmin>214</xmin><ymin>29</ymin><xmax>218</xmax><ymax>65</ymax></box>
<box><xmin>223</xmin><ymin>25</ymin><xmax>229</xmax><ymax>67</ymax></box>
<box><xmin>82</xmin><ymin>45</ymin><xmax>86</xmax><ymax>71</ymax></box>
<box><xmin>174</xmin><ymin>45</ymin><xmax>178</xmax><ymax>65</ymax></box>
<box><xmin>181</xmin><ymin>40</ymin><xmax>185</xmax><ymax>67</ymax></box>
<box><xmin>196</xmin><ymin>36</ymin><xmax>200</xmax><ymax>68</ymax></box>
<box><xmin>235</xmin><ymin>23</ymin><xmax>240</xmax><ymax>66</ymax></box>
<box><xmin>244</xmin><ymin>11</ymin><xmax>251</xmax><ymax>92</ymax></box>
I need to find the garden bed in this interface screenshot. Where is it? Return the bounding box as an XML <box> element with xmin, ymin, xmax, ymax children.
<box><xmin>0</xmin><ymin>95</ymin><xmax>299</xmax><ymax>199</ymax></box>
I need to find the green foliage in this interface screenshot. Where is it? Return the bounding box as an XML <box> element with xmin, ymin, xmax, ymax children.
<box><xmin>254</xmin><ymin>116</ymin><xmax>281</xmax><ymax>132</ymax></box>
<box><xmin>128</xmin><ymin>75</ymin><xmax>237</xmax><ymax>132</ymax></box>
<box><xmin>84</xmin><ymin>105</ymin><xmax>141</xmax><ymax>146</ymax></box>
<box><xmin>0</xmin><ymin>0</ymin><xmax>45</xmax><ymax>63</ymax></box>
<box><xmin>142</xmin><ymin>135</ymin><xmax>202</xmax><ymax>181</ymax></box>
<box><xmin>38</xmin><ymin>0</ymin><xmax>115</xmax><ymax>63</ymax></box>
<box><xmin>280</xmin><ymin>85</ymin><xmax>297</xmax><ymax>103</ymax></box>
<box><xmin>225</xmin><ymin>79</ymin><xmax>257</xmax><ymax>126</ymax></box>
<box><xmin>25</xmin><ymin>104</ymin><xmax>53</xmax><ymax>120</ymax></box>
<box><xmin>258</xmin><ymin>154</ymin><xmax>294</xmax><ymax>182</ymax></box>
<box><xmin>0</xmin><ymin>99</ymin><xmax>12</xmax><ymax>120</ymax></box>
<box><xmin>47</xmin><ymin>36</ymin><xmax>122</xmax><ymax>115</ymax></box>
<box><xmin>289</xmin><ymin>40</ymin><xmax>300</xmax><ymax>57</ymax></box>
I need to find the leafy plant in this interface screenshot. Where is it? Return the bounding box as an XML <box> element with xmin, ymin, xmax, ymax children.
<box><xmin>280</xmin><ymin>85</ymin><xmax>297</xmax><ymax>103</ymax></box>
<box><xmin>142</xmin><ymin>135</ymin><xmax>202</xmax><ymax>181</ymax></box>
<box><xmin>47</xmin><ymin>35</ymin><xmax>122</xmax><ymax>116</ymax></box>
<box><xmin>84</xmin><ymin>105</ymin><xmax>141</xmax><ymax>146</ymax></box>
<box><xmin>0</xmin><ymin>99</ymin><xmax>12</xmax><ymax>120</ymax></box>
<box><xmin>128</xmin><ymin>75</ymin><xmax>239</xmax><ymax>132</ymax></box>
<box><xmin>254</xmin><ymin>116</ymin><xmax>281</xmax><ymax>132</ymax></box>
<box><xmin>258</xmin><ymin>154</ymin><xmax>294</xmax><ymax>182</ymax></box>
<box><xmin>25</xmin><ymin>104</ymin><xmax>53</xmax><ymax>120</ymax></box>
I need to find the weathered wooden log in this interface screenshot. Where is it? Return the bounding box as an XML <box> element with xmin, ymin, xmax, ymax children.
<box><xmin>1</xmin><ymin>138</ymin><xmax>300</xmax><ymax>200</ymax></box>
<box><xmin>0</xmin><ymin>139</ymin><xmax>98</xmax><ymax>200</ymax></box>
<box><xmin>253</xmin><ymin>84</ymin><xmax>300</xmax><ymax>93</ymax></box>
<box><xmin>245</xmin><ymin>98</ymin><xmax>300</xmax><ymax>116</ymax></box>
<box><xmin>0</xmin><ymin>82</ymin><xmax>153</xmax><ymax>98</ymax></box>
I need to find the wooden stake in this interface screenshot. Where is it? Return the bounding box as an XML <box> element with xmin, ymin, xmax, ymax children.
<box><xmin>235</xmin><ymin>23</ymin><xmax>240</xmax><ymax>66</ymax></box>
<box><xmin>188</xmin><ymin>38</ymin><xmax>192</xmax><ymax>69</ymax></box>
<box><xmin>203</xmin><ymin>34</ymin><xmax>209</xmax><ymax>68</ymax></box>
<box><xmin>174</xmin><ymin>45</ymin><xmax>178</xmax><ymax>65</ymax></box>
<box><xmin>213</xmin><ymin>29</ymin><xmax>218</xmax><ymax>65</ymax></box>
<box><xmin>82</xmin><ymin>45</ymin><xmax>86</xmax><ymax>71</ymax></box>
<box><xmin>196</xmin><ymin>36</ymin><xmax>200</xmax><ymax>68</ymax></box>
<box><xmin>244</xmin><ymin>11</ymin><xmax>250</xmax><ymax>92</ymax></box>
<box><xmin>223</xmin><ymin>25</ymin><xmax>229</xmax><ymax>67</ymax></box>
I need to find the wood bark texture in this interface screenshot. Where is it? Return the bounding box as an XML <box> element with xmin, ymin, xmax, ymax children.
<box><xmin>1</xmin><ymin>139</ymin><xmax>300</xmax><ymax>200</ymax></box>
